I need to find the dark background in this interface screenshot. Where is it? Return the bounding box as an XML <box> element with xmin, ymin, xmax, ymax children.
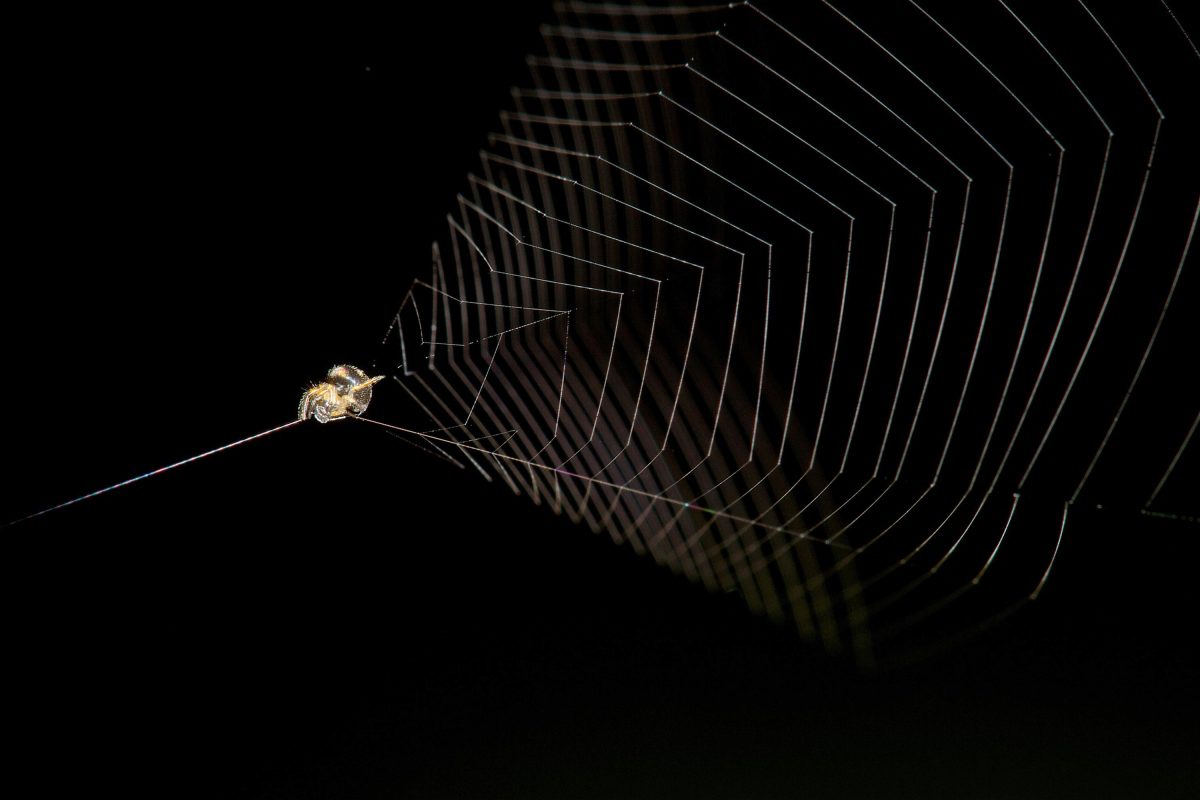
<box><xmin>3</xmin><ymin>3</ymin><xmax>1197</xmax><ymax>798</ymax></box>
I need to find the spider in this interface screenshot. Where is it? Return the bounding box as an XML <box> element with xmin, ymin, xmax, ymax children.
<box><xmin>298</xmin><ymin>364</ymin><xmax>384</xmax><ymax>424</ymax></box>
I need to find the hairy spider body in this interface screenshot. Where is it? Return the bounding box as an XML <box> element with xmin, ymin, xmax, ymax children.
<box><xmin>299</xmin><ymin>365</ymin><xmax>383</xmax><ymax>423</ymax></box>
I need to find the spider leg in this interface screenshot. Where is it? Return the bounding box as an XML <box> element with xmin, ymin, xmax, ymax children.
<box><xmin>298</xmin><ymin>390</ymin><xmax>317</xmax><ymax>421</ymax></box>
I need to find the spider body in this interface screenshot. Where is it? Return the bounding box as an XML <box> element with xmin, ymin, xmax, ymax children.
<box><xmin>299</xmin><ymin>365</ymin><xmax>383</xmax><ymax>423</ymax></box>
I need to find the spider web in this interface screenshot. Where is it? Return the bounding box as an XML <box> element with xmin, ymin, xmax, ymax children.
<box><xmin>359</xmin><ymin>0</ymin><xmax>1198</xmax><ymax>664</ymax></box>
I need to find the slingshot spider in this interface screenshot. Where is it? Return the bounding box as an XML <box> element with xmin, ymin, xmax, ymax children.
<box><xmin>298</xmin><ymin>364</ymin><xmax>384</xmax><ymax>423</ymax></box>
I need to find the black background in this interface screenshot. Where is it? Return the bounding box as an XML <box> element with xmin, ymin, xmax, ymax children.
<box><xmin>3</xmin><ymin>3</ymin><xmax>1197</xmax><ymax>798</ymax></box>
